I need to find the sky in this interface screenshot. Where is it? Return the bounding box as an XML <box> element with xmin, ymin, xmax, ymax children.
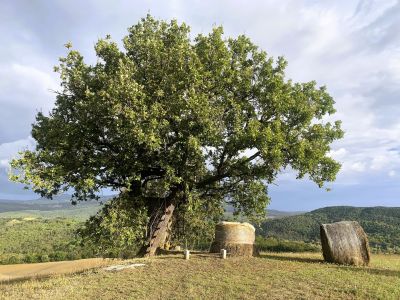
<box><xmin>0</xmin><ymin>0</ymin><xmax>399</xmax><ymax>211</ymax></box>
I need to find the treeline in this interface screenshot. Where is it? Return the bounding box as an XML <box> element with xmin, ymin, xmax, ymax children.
<box><xmin>258</xmin><ymin>206</ymin><xmax>400</xmax><ymax>253</ymax></box>
<box><xmin>255</xmin><ymin>237</ymin><xmax>320</xmax><ymax>253</ymax></box>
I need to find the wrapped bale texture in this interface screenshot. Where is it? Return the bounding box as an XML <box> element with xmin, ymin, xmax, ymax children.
<box><xmin>210</xmin><ymin>222</ymin><xmax>258</xmax><ymax>257</ymax></box>
<box><xmin>320</xmin><ymin>221</ymin><xmax>370</xmax><ymax>266</ymax></box>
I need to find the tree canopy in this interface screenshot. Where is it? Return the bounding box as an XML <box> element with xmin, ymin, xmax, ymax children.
<box><xmin>10</xmin><ymin>15</ymin><xmax>343</xmax><ymax>255</ymax></box>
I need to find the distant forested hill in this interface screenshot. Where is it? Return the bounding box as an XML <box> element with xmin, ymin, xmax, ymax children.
<box><xmin>258</xmin><ymin>206</ymin><xmax>400</xmax><ymax>252</ymax></box>
<box><xmin>0</xmin><ymin>197</ymin><xmax>111</xmax><ymax>220</ymax></box>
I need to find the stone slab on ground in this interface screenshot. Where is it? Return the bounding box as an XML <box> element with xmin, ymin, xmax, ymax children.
<box><xmin>103</xmin><ymin>263</ymin><xmax>146</xmax><ymax>272</ymax></box>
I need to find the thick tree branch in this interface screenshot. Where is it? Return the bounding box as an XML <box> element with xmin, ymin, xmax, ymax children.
<box><xmin>197</xmin><ymin>150</ymin><xmax>261</xmax><ymax>189</ymax></box>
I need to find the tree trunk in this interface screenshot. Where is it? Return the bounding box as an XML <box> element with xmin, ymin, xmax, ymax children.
<box><xmin>141</xmin><ymin>200</ymin><xmax>176</xmax><ymax>257</ymax></box>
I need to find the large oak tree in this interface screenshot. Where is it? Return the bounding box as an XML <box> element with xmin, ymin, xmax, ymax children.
<box><xmin>11</xmin><ymin>15</ymin><xmax>343</xmax><ymax>256</ymax></box>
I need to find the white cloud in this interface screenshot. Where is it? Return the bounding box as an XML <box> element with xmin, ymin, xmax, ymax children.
<box><xmin>349</xmin><ymin>162</ymin><xmax>367</xmax><ymax>172</ymax></box>
<box><xmin>328</xmin><ymin>148</ymin><xmax>347</xmax><ymax>160</ymax></box>
<box><xmin>0</xmin><ymin>136</ymin><xmax>36</xmax><ymax>169</ymax></box>
<box><xmin>0</xmin><ymin>159</ymin><xmax>9</xmax><ymax>169</ymax></box>
<box><xmin>370</xmin><ymin>155</ymin><xmax>390</xmax><ymax>171</ymax></box>
<box><xmin>0</xmin><ymin>61</ymin><xmax>59</xmax><ymax>142</ymax></box>
<box><xmin>12</xmin><ymin>63</ymin><xmax>57</xmax><ymax>89</ymax></box>
<box><xmin>0</xmin><ymin>63</ymin><xmax>57</xmax><ymax>110</ymax></box>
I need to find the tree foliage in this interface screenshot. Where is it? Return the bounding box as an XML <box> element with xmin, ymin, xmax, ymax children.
<box><xmin>77</xmin><ymin>195</ymin><xmax>148</xmax><ymax>257</ymax></box>
<box><xmin>78</xmin><ymin>192</ymin><xmax>223</xmax><ymax>255</ymax></box>
<box><xmin>10</xmin><ymin>15</ymin><xmax>343</xmax><ymax>248</ymax></box>
<box><xmin>170</xmin><ymin>191</ymin><xmax>224</xmax><ymax>250</ymax></box>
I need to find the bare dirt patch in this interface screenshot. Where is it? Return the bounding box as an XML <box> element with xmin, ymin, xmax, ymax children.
<box><xmin>0</xmin><ymin>258</ymin><xmax>109</xmax><ymax>282</ymax></box>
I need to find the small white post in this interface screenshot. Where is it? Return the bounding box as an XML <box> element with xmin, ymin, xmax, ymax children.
<box><xmin>184</xmin><ymin>249</ymin><xmax>190</xmax><ymax>260</ymax></box>
<box><xmin>221</xmin><ymin>249</ymin><xmax>227</xmax><ymax>259</ymax></box>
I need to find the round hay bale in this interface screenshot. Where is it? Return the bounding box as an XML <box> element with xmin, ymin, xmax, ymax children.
<box><xmin>210</xmin><ymin>222</ymin><xmax>258</xmax><ymax>257</ymax></box>
<box><xmin>320</xmin><ymin>221</ymin><xmax>370</xmax><ymax>266</ymax></box>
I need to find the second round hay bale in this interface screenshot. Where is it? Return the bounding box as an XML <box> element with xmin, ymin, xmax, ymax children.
<box><xmin>210</xmin><ymin>222</ymin><xmax>258</xmax><ymax>257</ymax></box>
<box><xmin>320</xmin><ymin>221</ymin><xmax>370</xmax><ymax>266</ymax></box>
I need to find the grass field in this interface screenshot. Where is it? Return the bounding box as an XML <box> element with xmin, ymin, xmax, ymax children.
<box><xmin>1</xmin><ymin>252</ymin><xmax>399</xmax><ymax>300</ymax></box>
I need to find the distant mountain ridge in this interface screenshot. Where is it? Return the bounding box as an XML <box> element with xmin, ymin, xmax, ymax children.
<box><xmin>258</xmin><ymin>206</ymin><xmax>400</xmax><ymax>251</ymax></box>
<box><xmin>266</xmin><ymin>209</ymin><xmax>305</xmax><ymax>219</ymax></box>
<box><xmin>0</xmin><ymin>197</ymin><xmax>300</xmax><ymax>221</ymax></box>
<box><xmin>0</xmin><ymin>196</ymin><xmax>113</xmax><ymax>220</ymax></box>
<box><xmin>0</xmin><ymin>196</ymin><xmax>111</xmax><ymax>213</ymax></box>
<box><xmin>224</xmin><ymin>202</ymin><xmax>303</xmax><ymax>219</ymax></box>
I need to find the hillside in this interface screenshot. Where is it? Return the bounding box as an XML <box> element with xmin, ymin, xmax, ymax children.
<box><xmin>258</xmin><ymin>206</ymin><xmax>400</xmax><ymax>252</ymax></box>
<box><xmin>266</xmin><ymin>209</ymin><xmax>304</xmax><ymax>219</ymax></box>
<box><xmin>0</xmin><ymin>197</ymin><xmax>109</xmax><ymax>264</ymax></box>
<box><xmin>0</xmin><ymin>197</ymin><xmax>109</xmax><ymax>220</ymax></box>
<box><xmin>0</xmin><ymin>217</ymin><xmax>97</xmax><ymax>264</ymax></box>
<box><xmin>224</xmin><ymin>204</ymin><xmax>302</xmax><ymax>220</ymax></box>
<box><xmin>0</xmin><ymin>198</ymin><xmax>299</xmax><ymax>221</ymax></box>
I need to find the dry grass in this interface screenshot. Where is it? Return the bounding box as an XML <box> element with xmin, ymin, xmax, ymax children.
<box><xmin>1</xmin><ymin>252</ymin><xmax>400</xmax><ymax>299</ymax></box>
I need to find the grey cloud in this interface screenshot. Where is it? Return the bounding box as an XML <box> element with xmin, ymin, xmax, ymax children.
<box><xmin>367</xmin><ymin>84</ymin><xmax>400</xmax><ymax>127</ymax></box>
<box><xmin>0</xmin><ymin>105</ymin><xmax>34</xmax><ymax>143</ymax></box>
<box><xmin>357</xmin><ymin>1</ymin><xmax>400</xmax><ymax>50</ymax></box>
<box><xmin>0</xmin><ymin>172</ymin><xmax>36</xmax><ymax>199</ymax></box>
<box><xmin>270</xmin><ymin>174</ymin><xmax>400</xmax><ymax>211</ymax></box>
<box><xmin>0</xmin><ymin>64</ymin><xmax>57</xmax><ymax>143</ymax></box>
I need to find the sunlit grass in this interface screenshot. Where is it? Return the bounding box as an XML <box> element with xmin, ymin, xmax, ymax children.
<box><xmin>1</xmin><ymin>252</ymin><xmax>399</xmax><ymax>299</ymax></box>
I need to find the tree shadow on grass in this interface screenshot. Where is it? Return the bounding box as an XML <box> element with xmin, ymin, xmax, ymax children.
<box><xmin>260</xmin><ymin>253</ymin><xmax>400</xmax><ymax>278</ymax></box>
<box><xmin>260</xmin><ymin>253</ymin><xmax>323</xmax><ymax>264</ymax></box>
<box><xmin>337</xmin><ymin>265</ymin><xmax>400</xmax><ymax>278</ymax></box>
